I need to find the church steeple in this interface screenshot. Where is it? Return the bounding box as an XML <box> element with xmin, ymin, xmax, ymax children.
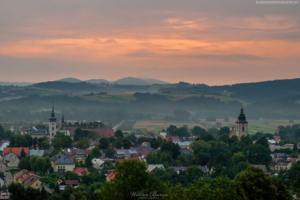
<box><xmin>49</xmin><ymin>103</ymin><xmax>56</xmax><ymax>122</ymax></box>
<box><xmin>236</xmin><ymin>104</ymin><xmax>247</xmax><ymax>123</ymax></box>
<box><xmin>62</xmin><ymin>114</ymin><xmax>64</xmax><ymax>123</ymax></box>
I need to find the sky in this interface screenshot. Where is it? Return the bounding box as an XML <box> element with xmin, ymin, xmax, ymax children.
<box><xmin>0</xmin><ymin>0</ymin><xmax>299</xmax><ymax>86</ymax></box>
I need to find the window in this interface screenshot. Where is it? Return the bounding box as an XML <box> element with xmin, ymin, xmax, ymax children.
<box><xmin>242</xmin><ymin>127</ymin><xmax>244</xmax><ymax>131</ymax></box>
<box><xmin>52</xmin><ymin>127</ymin><xmax>54</xmax><ymax>131</ymax></box>
<box><xmin>63</xmin><ymin>166</ymin><xmax>65</xmax><ymax>169</ymax></box>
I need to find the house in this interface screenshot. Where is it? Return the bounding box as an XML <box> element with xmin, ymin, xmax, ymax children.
<box><xmin>198</xmin><ymin>165</ymin><xmax>208</xmax><ymax>174</ymax></box>
<box><xmin>3</xmin><ymin>147</ymin><xmax>29</xmax><ymax>162</ymax></box>
<box><xmin>24</xmin><ymin>177</ymin><xmax>41</xmax><ymax>188</ymax></box>
<box><xmin>0</xmin><ymin>140</ymin><xmax>9</xmax><ymax>152</ymax></box>
<box><xmin>166</xmin><ymin>136</ymin><xmax>180</xmax><ymax>142</ymax></box>
<box><xmin>273</xmin><ymin>136</ymin><xmax>281</xmax><ymax>143</ymax></box>
<box><xmin>7</xmin><ymin>158</ymin><xmax>20</xmax><ymax>169</ymax></box>
<box><xmin>215</xmin><ymin>122</ymin><xmax>222</xmax><ymax>129</ymax></box>
<box><xmin>30</xmin><ymin>129</ymin><xmax>48</xmax><ymax>138</ymax></box>
<box><xmin>71</xmin><ymin>129</ymin><xmax>115</xmax><ymax>138</ymax></box>
<box><xmin>131</xmin><ymin>147</ymin><xmax>157</xmax><ymax>157</ymax></box>
<box><xmin>160</xmin><ymin>129</ymin><xmax>167</xmax><ymax>138</ymax></box>
<box><xmin>269</xmin><ymin>145</ymin><xmax>283</xmax><ymax>152</ymax></box>
<box><xmin>32</xmin><ymin>182</ymin><xmax>53</xmax><ymax>195</ymax></box>
<box><xmin>173</xmin><ymin>141</ymin><xmax>192</xmax><ymax>149</ymax></box>
<box><xmin>141</xmin><ymin>142</ymin><xmax>151</xmax><ymax>148</ymax></box>
<box><xmin>106</xmin><ymin>172</ymin><xmax>118</xmax><ymax>182</ymax></box>
<box><xmin>283</xmin><ymin>144</ymin><xmax>294</xmax><ymax>149</ymax></box>
<box><xmin>270</xmin><ymin>158</ymin><xmax>292</xmax><ymax>172</ymax></box>
<box><xmin>73</xmin><ymin>167</ymin><xmax>88</xmax><ymax>178</ymax></box>
<box><xmin>274</xmin><ymin>153</ymin><xmax>287</xmax><ymax>159</ymax></box>
<box><xmin>51</xmin><ymin>153</ymin><xmax>75</xmax><ymax>172</ymax></box>
<box><xmin>253</xmin><ymin>165</ymin><xmax>268</xmax><ymax>173</ymax></box>
<box><xmin>44</xmin><ymin>149</ymin><xmax>55</xmax><ymax>155</ymax></box>
<box><xmin>267</xmin><ymin>140</ymin><xmax>276</xmax><ymax>145</ymax></box>
<box><xmin>115</xmin><ymin>149</ymin><xmax>137</xmax><ymax>158</ymax></box>
<box><xmin>30</xmin><ymin>150</ymin><xmax>44</xmax><ymax>157</ymax></box>
<box><xmin>287</xmin><ymin>157</ymin><xmax>298</xmax><ymax>164</ymax></box>
<box><xmin>0</xmin><ymin>173</ymin><xmax>4</xmax><ymax>187</ymax></box>
<box><xmin>92</xmin><ymin>158</ymin><xmax>106</xmax><ymax>169</ymax></box>
<box><xmin>180</xmin><ymin>148</ymin><xmax>192</xmax><ymax>155</ymax></box>
<box><xmin>57</xmin><ymin>180</ymin><xmax>79</xmax><ymax>190</ymax></box>
<box><xmin>147</xmin><ymin>164</ymin><xmax>165</xmax><ymax>173</ymax></box>
<box><xmin>168</xmin><ymin>166</ymin><xmax>187</xmax><ymax>174</ymax></box>
<box><xmin>0</xmin><ymin>192</ymin><xmax>9</xmax><ymax>200</ymax></box>
<box><xmin>14</xmin><ymin>169</ymin><xmax>28</xmax><ymax>182</ymax></box>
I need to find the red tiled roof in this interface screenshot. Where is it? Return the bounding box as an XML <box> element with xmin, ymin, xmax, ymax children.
<box><xmin>20</xmin><ymin>175</ymin><xmax>34</xmax><ymax>183</ymax></box>
<box><xmin>73</xmin><ymin>167</ymin><xmax>88</xmax><ymax>176</ymax></box>
<box><xmin>72</xmin><ymin>129</ymin><xmax>115</xmax><ymax>137</ymax></box>
<box><xmin>273</xmin><ymin>136</ymin><xmax>281</xmax><ymax>140</ymax></box>
<box><xmin>166</xmin><ymin>136</ymin><xmax>180</xmax><ymax>142</ymax></box>
<box><xmin>65</xmin><ymin>180</ymin><xmax>79</xmax><ymax>185</ymax></box>
<box><xmin>84</xmin><ymin>150</ymin><xmax>92</xmax><ymax>155</ymax></box>
<box><xmin>25</xmin><ymin>177</ymin><xmax>39</xmax><ymax>187</ymax></box>
<box><xmin>4</xmin><ymin>147</ymin><xmax>29</xmax><ymax>156</ymax></box>
<box><xmin>126</xmin><ymin>156</ymin><xmax>140</xmax><ymax>160</ymax></box>
<box><xmin>15</xmin><ymin>170</ymin><xmax>28</xmax><ymax>181</ymax></box>
<box><xmin>288</xmin><ymin>157</ymin><xmax>297</xmax><ymax>164</ymax></box>
<box><xmin>107</xmin><ymin>172</ymin><xmax>118</xmax><ymax>180</ymax></box>
<box><xmin>114</xmin><ymin>159</ymin><xmax>124</xmax><ymax>163</ymax></box>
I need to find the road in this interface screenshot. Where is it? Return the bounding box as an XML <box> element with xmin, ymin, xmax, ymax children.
<box><xmin>113</xmin><ymin>120</ymin><xmax>125</xmax><ymax>132</ymax></box>
<box><xmin>0</xmin><ymin>157</ymin><xmax>14</xmax><ymax>186</ymax></box>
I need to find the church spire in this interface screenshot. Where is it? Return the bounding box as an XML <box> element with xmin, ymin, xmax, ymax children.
<box><xmin>62</xmin><ymin>114</ymin><xmax>64</xmax><ymax>123</ymax></box>
<box><xmin>236</xmin><ymin>104</ymin><xmax>247</xmax><ymax>123</ymax></box>
<box><xmin>240</xmin><ymin>104</ymin><xmax>244</xmax><ymax>115</ymax></box>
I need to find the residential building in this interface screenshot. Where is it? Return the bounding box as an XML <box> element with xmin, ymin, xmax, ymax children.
<box><xmin>0</xmin><ymin>140</ymin><xmax>9</xmax><ymax>152</ymax></box>
<box><xmin>160</xmin><ymin>129</ymin><xmax>167</xmax><ymax>138</ymax></box>
<box><xmin>273</xmin><ymin>136</ymin><xmax>281</xmax><ymax>143</ymax></box>
<box><xmin>3</xmin><ymin>147</ymin><xmax>29</xmax><ymax>162</ymax></box>
<box><xmin>73</xmin><ymin>167</ymin><xmax>88</xmax><ymax>179</ymax></box>
<box><xmin>147</xmin><ymin>164</ymin><xmax>165</xmax><ymax>173</ymax></box>
<box><xmin>166</xmin><ymin>136</ymin><xmax>180</xmax><ymax>142</ymax></box>
<box><xmin>173</xmin><ymin>141</ymin><xmax>192</xmax><ymax>149</ymax></box>
<box><xmin>29</xmin><ymin>150</ymin><xmax>44</xmax><ymax>157</ymax></box>
<box><xmin>51</xmin><ymin>153</ymin><xmax>75</xmax><ymax>172</ymax></box>
<box><xmin>106</xmin><ymin>172</ymin><xmax>117</xmax><ymax>182</ymax></box>
<box><xmin>7</xmin><ymin>158</ymin><xmax>19</xmax><ymax>169</ymax></box>
<box><xmin>197</xmin><ymin>165</ymin><xmax>208</xmax><ymax>174</ymax></box>
<box><xmin>168</xmin><ymin>166</ymin><xmax>187</xmax><ymax>174</ymax></box>
<box><xmin>141</xmin><ymin>142</ymin><xmax>151</xmax><ymax>148</ymax></box>
<box><xmin>57</xmin><ymin>180</ymin><xmax>78</xmax><ymax>190</ymax></box>
<box><xmin>270</xmin><ymin>157</ymin><xmax>292</xmax><ymax>172</ymax></box>
<box><xmin>115</xmin><ymin>149</ymin><xmax>137</xmax><ymax>158</ymax></box>
<box><xmin>92</xmin><ymin>158</ymin><xmax>106</xmax><ymax>169</ymax></box>
<box><xmin>180</xmin><ymin>148</ymin><xmax>192</xmax><ymax>155</ymax></box>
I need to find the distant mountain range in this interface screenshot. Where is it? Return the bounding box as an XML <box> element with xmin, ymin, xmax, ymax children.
<box><xmin>0</xmin><ymin>82</ymin><xmax>33</xmax><ymax>86</ymax></box>
<box><xmin>55</xmin><ymin>77</ymin><xmax>169</xmax><ymax>85</ymax></box>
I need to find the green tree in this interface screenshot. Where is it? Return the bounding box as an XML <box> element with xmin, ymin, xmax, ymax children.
<box><xmin>41</xmin><ymin>141</ymin><xmax>50</xmax><ymax>149</ymax></box>
<box><xmin>167</xmin><ymin>125</ymin><xmax>177</xmax><ymax>136</ymax></box>
<box><xmin>65</xmin><ymin>171</ymin><xmax>79</xmax><ymax>180</ymax></box>
<box><xmin>36</xmin><ymin>157</ymin><xmax>46</xmax><ymax>174</ymax></box>
<box><xmin>192</xmin><ymin>126</ymin><xmax>206</xmax><ymax>136</ymax></box>
<box><xmin>18</xmin><ymin>157</ymin><xmax>31</xmax><ymax>170</ymax></box>
<box><xmin>105</xmin><ymin>148</ymin><xmax>115</xmax><ymax>158</ymax></box>
<box><xmin>74</xmin><ymin>128</ymin><xmax>84</xmax><ymax>142</ymax></box>
<box><xmin>30</xmin><ymin>155</ymin><xmax>39</xmax><ymax>174</ymax></box>
<box><xmin>218</xmin><ymin>126</ymin><xmax>231</xmax><ymax>136</ymax></box>
<box><xmin>255</xmin><ymin>136</ymin><xmax>269</xmax><ymax>148</ymax></box>
<box><xmin>127</xmin><ymin>134</ymin><xmax>137</xmax><ymax>143</ymax></box>
<box><xmin>198</xmin><ymin>133</ymin><xmax>216</xmax><ymax>142</ymax></box>
<box><xmin>115</xmin><ymin>130</ymin><xmax>124</xmax><ymax>138</ymax></box>
<box><xmin>150</xmin><ymin>138</ymin><xmax>159</xmax><ymax>149</ymax></box>
<box><xmin>122</xmin><ymin>139</ymin><xmax>131</xmax><ymax>149</ymax></box>
<box><xmin>76</xmin><ymin>138</ymin><xmax>90</xmax><ymax>149</ymax></box>
<box><xmin>40</xmin><ymin>186</ymin><xmax>48</xmax><ymax>200</ymax></box>
<box><xmin>20</xmin><ymin>148</ymin><xmax>27</xmax><ymax>159</ymax></box>
<box><xmin>90</xmin><ymin>147</ymin><xmax>101</xmax><ymax>159</ymax></box>
<box><xmin>85</xmin><ymin>154</ymin><xmax>92</xmax><ymax>168</ymax></box>
<box><xmin>235</xmin><ymin>165</ymin><xmax>277</xmax><ymax>200</ymax></box>
<box><xmin>174</xmin><ymin>127</ymin><xmax>190</xmax><ymax>137</ymax></box>
<box><xmin>96</xmin><ymin>159</ymin><xmax>165</xmax><ymax>200</ymax></box>
<box><xmin>99</xmin><ymin>138</ymin><xmax>109</xmax><ymax>149</ymax></box>
<box><xmin>33</xmin><ymin>137</ymin><xmax>38</xmax><ymax>149</ymax></box>
<box><xmin>186</xmin><ymin>165</ymin><xmax>203</xmax><ymax>183</ymax></box>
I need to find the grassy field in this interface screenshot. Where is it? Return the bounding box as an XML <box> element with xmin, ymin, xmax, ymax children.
<box><xmin>127</xmin><ymin>119</ymin><xmax>300</xmax><ymax>135</ymax></box>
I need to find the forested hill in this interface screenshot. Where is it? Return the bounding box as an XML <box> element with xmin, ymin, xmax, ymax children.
<box><xmin>212</xmin><ymin>78</ymin><xmax>300</xmax><ymax>102</ymax></box>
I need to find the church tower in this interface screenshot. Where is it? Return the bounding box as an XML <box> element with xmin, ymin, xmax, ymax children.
<box><xmin>236</xmin><ymin>105</ymin><xmax>248</xmax><ymax>140</ymax></box>
<box><xmin>49</xmin><ymin>104</ymin><xmax>57</xmax><ymax>139</ymax></box>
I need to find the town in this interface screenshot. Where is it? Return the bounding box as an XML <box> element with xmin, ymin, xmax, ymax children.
<box><xmin>0</xmin><ymin>103</ymin><xmax>298</xmax><ymax>199</ymax></box>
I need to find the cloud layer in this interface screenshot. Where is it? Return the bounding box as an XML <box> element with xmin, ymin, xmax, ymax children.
<box><xmin>0</xmin><ymin>0</ymin><xmax>299</xmax><ymax>85</ymax></box>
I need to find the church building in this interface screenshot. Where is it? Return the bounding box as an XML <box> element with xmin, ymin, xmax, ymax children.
<box><xmin>57</xmin><ymin>114</ymin><xmax>70</xmax><ymax>136</ymax></box>
<box><xmin>49</xmin><ymin>104</ymin><xmax>57</xmax><ymax>139</ymax></box>
<box><xmin>229</xmin><ymin>105</ymin><xmax>248</xmax><ymax>140</ymax></box>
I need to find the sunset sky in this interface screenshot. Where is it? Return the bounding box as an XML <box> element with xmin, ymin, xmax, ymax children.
<box><xmin>0</xmin><ymin>0</ymin><xmax>299</xmax><ymax>85</ymax></box>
